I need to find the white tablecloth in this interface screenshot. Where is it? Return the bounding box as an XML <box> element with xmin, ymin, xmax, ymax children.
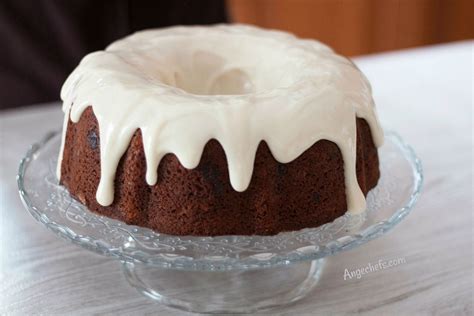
<box><xmin>1</xmin><ymin>41</ymin><xmax>472</xmax><ymax>315</ymax></box>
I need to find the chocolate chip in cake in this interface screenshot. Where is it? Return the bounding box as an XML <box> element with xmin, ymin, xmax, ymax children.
<box><xmin>87</xmin><ymin>130</ymin><xmax>99</xmax><ymax>150</ymax></box>
<box><xmin>313</xmin><ymin>192</ymin><xmax>321</xmax><ymax>204</ymax></box>
<box><xmin>201</xmin><ymin>162</ymin><xmax>224</xmax><ymax>195</ymax></box>
<box><xmin>277</xmin><ymin>164</ymin><xmax>288</xmax><ymax>176</ymax></box>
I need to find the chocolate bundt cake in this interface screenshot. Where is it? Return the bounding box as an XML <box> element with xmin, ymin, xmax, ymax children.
<box><xmin>57</xmin><ymin>25</ymin><xmax>384</xmax><ymax>236</ymax></box>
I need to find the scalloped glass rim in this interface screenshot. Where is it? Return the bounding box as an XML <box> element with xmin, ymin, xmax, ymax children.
<box><xmin>18</xmin><ymin>131</ymin><xmax>422</xmax><ymax>271</ymax></box>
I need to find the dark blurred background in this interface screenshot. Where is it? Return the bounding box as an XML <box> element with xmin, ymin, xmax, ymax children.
<box><xmin>1</xmin><ymin>0</ymin><xmax>472</xmax><ymax>109</ymax></box>
<box><xmin>0</xmin><ymin>0</ymin><xmax>228</xmax><ymax>109</ymax></box>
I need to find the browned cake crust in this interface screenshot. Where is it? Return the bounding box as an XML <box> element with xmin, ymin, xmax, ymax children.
<box><xmin>60</xmin><ymin>107</ymin><xmax>380</xmax><ymax>236</ymax></box>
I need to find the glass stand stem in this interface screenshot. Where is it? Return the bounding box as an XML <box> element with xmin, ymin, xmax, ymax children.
<box><xmin>121</xmin><ymin>259</ymin><xmax>325</xmax><ymax>314</ymax></box>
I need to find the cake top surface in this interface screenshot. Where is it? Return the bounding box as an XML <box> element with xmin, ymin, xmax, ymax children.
<box><xmin>58</xmin><ymin>24</ymin><xmax>383</xmax><ymax>213</ymax></box>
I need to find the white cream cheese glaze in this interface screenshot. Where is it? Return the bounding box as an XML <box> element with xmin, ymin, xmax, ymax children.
<box><xmin>57</xmin><ymin>24</ymin><xmax>384</xmax><ymax>213</ymax></box>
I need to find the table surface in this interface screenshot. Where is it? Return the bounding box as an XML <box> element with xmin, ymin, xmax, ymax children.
<box><xmin>1</xmin><ymin>41</ymin><xmax>472</xmax><ymax>316</ymax></box>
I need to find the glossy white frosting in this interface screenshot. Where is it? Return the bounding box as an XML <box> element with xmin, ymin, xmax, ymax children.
<box><xmin>57</xmin><ymin>24</ymin><xmax>383</xmax><ymax>213</ymax></box>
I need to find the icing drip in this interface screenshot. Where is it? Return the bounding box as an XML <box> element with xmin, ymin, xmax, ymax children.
<box><xmin>57</xmin><ymin>24</ymin><xmax>384</xmax><ymax>213</ymax></box>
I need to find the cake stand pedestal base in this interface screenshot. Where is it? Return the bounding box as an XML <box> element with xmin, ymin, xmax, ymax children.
<box><xmin>121</xmin><ymin>259</ymin><xmax>325</xmax><ymax>314</ymax></box>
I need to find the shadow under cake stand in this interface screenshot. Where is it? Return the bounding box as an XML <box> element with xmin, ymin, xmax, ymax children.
<box><xmin>18</xmin><ymin>131</ymin><xmax>422</xmax><ymax>314</ymax></box>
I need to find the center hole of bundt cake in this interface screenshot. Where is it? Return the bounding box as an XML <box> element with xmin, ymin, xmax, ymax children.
<box><xmin>175</xmin><ymin>67</ymin><xmax>254</xmax><ymax>95</ymax></box>
<box><xmin>169</xmin><ymin>51</ymin><xmax>255</xmax><ymax>96</ymax></box>
<box><xmin>145</xmin><ymin>32</ymin><xmax>301</xmax><ymax>97</ymax></box>
<box><xmin>152</xmin><ymin>36</ymin><xmax>296</xmax><ymax>96</ymax></box>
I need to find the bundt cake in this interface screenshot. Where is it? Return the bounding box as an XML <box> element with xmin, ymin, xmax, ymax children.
<box><xmin>57</xmin><ymin>25</ymin><xmax>384</xmax><ymax>236</ymax></box>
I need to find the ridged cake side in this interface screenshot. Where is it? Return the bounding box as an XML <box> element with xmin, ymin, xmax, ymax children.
<box><xmin>60</xmin><ymin>107</ymin><xmax>379</xmax><ymax>236</ymax></box>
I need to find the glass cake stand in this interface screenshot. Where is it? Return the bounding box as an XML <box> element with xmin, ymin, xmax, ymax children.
<box><xmin>18</xmin><ymin>131</ymin><xmax>422</xmax><ymax>314</ymax></box>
